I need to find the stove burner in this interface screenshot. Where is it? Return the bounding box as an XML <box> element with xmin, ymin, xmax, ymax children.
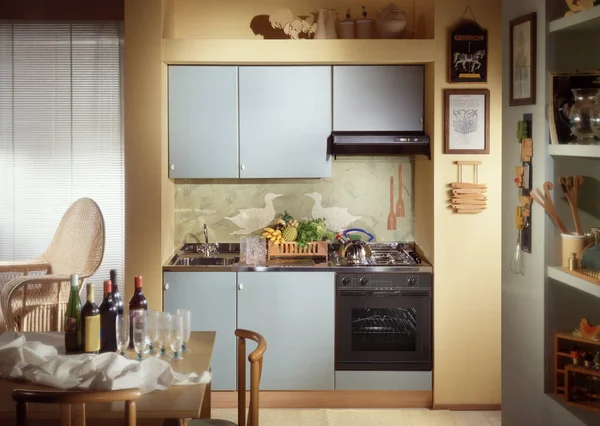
<box><xmin>330</xmin><ymin>242</ymin><xmax>422</xmax><ymax>267</ymax></box>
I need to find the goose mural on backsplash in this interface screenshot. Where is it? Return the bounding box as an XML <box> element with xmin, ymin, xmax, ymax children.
<box><xmin>225</xmin><ymin>193</ymin><xmax>283</xmax><ymax>235</ymax></box>
<box><xmin>305</xmin><ymin>192</ymin><xmax>361</xmax><ymax>232</ymax></box>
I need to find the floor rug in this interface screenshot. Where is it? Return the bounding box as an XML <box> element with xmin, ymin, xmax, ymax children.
<box><xmin>205</xmin><ymin>408</ymin><xmax>458</xmax><ymax>426</ymax></box>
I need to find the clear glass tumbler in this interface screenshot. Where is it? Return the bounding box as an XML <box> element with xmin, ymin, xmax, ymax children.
<box><xmin>116</xmin><ymin>314</ymin><xmax>130</xmax><ymax>357</ymax></box>
<box><xmin>176</xmin><ymin>309</ymin><xmax>191</xmax><ymax>353</ymax></box>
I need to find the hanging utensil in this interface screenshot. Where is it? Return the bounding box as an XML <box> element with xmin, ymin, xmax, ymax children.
<box><xmin>510</xmin><ymin>229</ymin><xmax>525</xmax><ymax>275</ymax></box>
<box><xmin>395</xmin><ymin>164</ymin><xmax>405</xmax><ymax>217</ymax></box>
<box><xmin>530</xmin><ymin>181</ymin><xmax>569</xmax><ymax>234</ymax></box>
<box><xmin>388</xmin><ymin>176</ymin><xmax>397</xmax><ymax>230</ymax></box>
<box><xmin>558</xmin><ymin>175</ymin><xmax>584</xmax><ymax>235</ymax></box>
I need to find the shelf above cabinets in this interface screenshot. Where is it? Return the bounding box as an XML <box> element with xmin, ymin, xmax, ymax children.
<box><xmin>548</xmin><ymin>266</ymin><xmax>600</xmax><ymax>298</ymax></box>
<box><xmin>548</xmin><ymin>144</ymin><xmax>600</xmax><ymax>159</ymax></box>
<box><xmin>549</xmin><ymin>7</ymin><xmax>600</xmax><ymax>34</ymax></box>
<box><xmin>162</xmin><ymin>39</ymin><xmax>435</xmax><ymax>65</ymax></box>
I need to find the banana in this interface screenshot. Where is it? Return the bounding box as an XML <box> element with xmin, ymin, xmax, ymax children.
<box><xmin>264</xmin><ymin>227</ymin><xmax>274</xmax><ymax>232</ymax></box>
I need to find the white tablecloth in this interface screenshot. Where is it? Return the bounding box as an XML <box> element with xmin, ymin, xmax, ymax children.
<box><xmin>0</xmin><ymin>332</ymin><xmax>211</xmax><ymax>394</ymax></box>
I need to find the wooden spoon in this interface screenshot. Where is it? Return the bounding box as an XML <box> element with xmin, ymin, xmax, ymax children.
<box><xmin>388</xmin><ymin>176</ymin><xmax>397</xmax><ymax>230</ymax></box>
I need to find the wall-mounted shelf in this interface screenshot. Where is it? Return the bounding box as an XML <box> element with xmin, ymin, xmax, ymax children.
<box><xmin>549</xmin><ymin>6</ymin><xmax>600</xmax><ymax>33</ymax></box>
<box><xmin>548</xmin><ymin>266</ymin><xmax>600</xmax><ymax>298</ymax></box>
<box><xmin>162</xmin><ymin>39</ymin><xmax>435</xmax><ymax>65</ymax></box>
<box><xmin>548</xmin><ymin>144</ymin><xmax>600</xmax><ymax>159</ymax></box>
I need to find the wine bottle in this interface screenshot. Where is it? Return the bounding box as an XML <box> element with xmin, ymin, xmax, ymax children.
<box><xmin>128</xmin><ymin>275</ymin><xmax>148</xmax><ymax>348</ymax></box>
<box><xmin>99</xmin><ymin>279</ymin><xmax>118</xmax><ymax>353</ymax></box>
<box><xmin>64</xmin><ymin>274</ymin><xmax>82</xmax><ymax>353</ymax></box>
<box><xmin>110</xmin><ymin>269</ymin><xmax>124</xmax><ymax>315</ymax></box>
<box><xmin>81</xmin><ymin>282</ymin><xmax>101</xmax><ymax>354</ymax></box>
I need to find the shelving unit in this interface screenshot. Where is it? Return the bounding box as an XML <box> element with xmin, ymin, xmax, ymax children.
<box><xmin>162</xmin><ymin>39</ymin><xmax>435</xmax><ymax>65</ymax></box>
<box><xmin>548</xmin><ymin>267</ymin><xmax>600</xmax><ymax>298</ymax></box>
<box><xmin>548</xmin><ymin>144</ymin><xmax>600</xmax><ymax>159</ymax></box>
<box><xmin>549</xmin><ymin>6</ymin><xmax>600</xmax><ymax>33</ymax></box>
<box><xmin>555</xmin><ymin>332</ymin><xmax>600</xmax><ymax>399</ymax></box>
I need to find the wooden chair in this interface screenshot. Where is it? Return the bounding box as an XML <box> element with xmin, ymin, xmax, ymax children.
<box><xmin>197</xmin><ymin>329</ymin><xmax>267</xmax><ymax>426</ymax></box>
<box><xmin>0</xmin><ymin>197</ymin><xmax>105</xmax><ymax>332</ymax></box>
<box><xmin>12</xmin><ymin>388</ymin><xmax>141</xmax><ymax>426</ymax></box>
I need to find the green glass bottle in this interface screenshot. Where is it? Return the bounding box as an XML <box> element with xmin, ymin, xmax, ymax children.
<box><xmin>65</xmin><ymin>274</ymin><xmax>82</xmax><ymax>352</ymax></box>
<box><xmin>582</xmin><ymin>229</ymin><xmax>600</xmax><ymax>272</ymax></box>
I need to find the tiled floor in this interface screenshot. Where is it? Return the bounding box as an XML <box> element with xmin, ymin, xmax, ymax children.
<box><xmin>452</xmin><ymin>411</ymin><xmax>502</xmax><ymax>426</ymax></box>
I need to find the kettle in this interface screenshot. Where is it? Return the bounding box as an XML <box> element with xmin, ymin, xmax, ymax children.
<box><xmin>337</xmin><ymin>228</ymin><xmax>375</xmax><ymax>265</ymax></box>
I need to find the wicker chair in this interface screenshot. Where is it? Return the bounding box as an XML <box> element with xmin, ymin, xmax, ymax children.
<box><xmin>0</xmin><ymin>198</ymin><xmax>105</xmax><ymax>332</ymax></box>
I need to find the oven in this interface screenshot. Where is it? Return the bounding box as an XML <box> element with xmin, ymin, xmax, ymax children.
<box><xmin>335</xmin><ymin>272</ymin><xmax>432</xmax><ymax>371</ymax></box>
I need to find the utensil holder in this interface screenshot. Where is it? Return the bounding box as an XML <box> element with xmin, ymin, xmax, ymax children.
<box><xmin>561</xmin><ymin>233</ymin><xmax>586</xmax><ymax>268</ymax></box>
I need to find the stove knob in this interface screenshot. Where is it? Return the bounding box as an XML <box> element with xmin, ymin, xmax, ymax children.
<box><xmin>407</xmin><ymin>276</ymin><xmax>418</xmax><ymax>287</ymax></box>
<box><xmin>360</xmin><ymin>277</ymin><xmax>369</xmax><ymax>286</ymax></box>
<box><xmin>341</xmin><ymin>276</ymin><xmax>351</xmax><ymax>286</ymax></box>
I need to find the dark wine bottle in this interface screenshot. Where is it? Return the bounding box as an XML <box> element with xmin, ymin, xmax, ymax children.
<box><xmin>128</xmin><ymin>275</ymin><xmax>148</xmax><ymax>348</ymax></box>
<box><xmin>81</xmin><ymin>282</ymin><xmax>100</xmax><ymax>354</ymax></box>
<box><xmin>99</xmin><ymin>279</ymin><xmax>118</xmax><ymax>353</ymax></box>
<box><xmin>64</xmin><ymin>274</ymin><xmax>82</xmax><ymax>353</ymax></box>
<box><xmin>110</xmin><ymin>269</ymin><xmax>124</xmax><ymax>315</ymax></box>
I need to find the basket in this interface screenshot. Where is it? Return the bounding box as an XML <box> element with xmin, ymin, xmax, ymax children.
<box><xmin>267</xmin><ymin>241</ymin><xmax>328</xmax><ymax>261</ymax></box>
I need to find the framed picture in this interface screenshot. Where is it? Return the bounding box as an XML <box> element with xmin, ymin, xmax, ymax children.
<box><xmin>448</xmin><ymin>19</ymin><xmax>488</xmax><ymax>83</ymax></box>
<box><xmin>509</xmin><ymin>12</ymin><xmax>536</xmax><ymax>106</ymax></box>
<box><xmin>443</xmin><ymin>89</ymin><xmax>490</xmax><ymax>154</ymax></box>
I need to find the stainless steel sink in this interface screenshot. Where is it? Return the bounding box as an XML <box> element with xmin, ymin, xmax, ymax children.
<box><xmin>170</xmin><ymin>255</ymin><xmax>239</xmax><ymax>266</ymax></box>
<box><xmin>180</xmin><ymin>243</ymin><xmax>240</xmax><ymax>254</ymax></box>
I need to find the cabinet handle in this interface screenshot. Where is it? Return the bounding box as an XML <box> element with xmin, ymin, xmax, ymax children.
<box><xmin>164</xmin><ymin>282</ymin><xmax>170</xmax><ymax>290</ymax></box>
<box><xmin>238</xmin><ymin>283</ymin><xmax>244</xmax><ymax>290</ymax></box>
<box><xmin>240</xmin><ymin>164</ymin><xmax>246</xmax><ymax>171</ymax></box>
<box><xmin>170</xmin><ymin>164</ymin><xmax>175</xmax><ymax>171</ymax></box>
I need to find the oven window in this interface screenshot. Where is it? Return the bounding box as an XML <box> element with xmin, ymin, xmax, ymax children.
<box><xmin>351</xmin><ymin>307</ymin><xmax>416</xmax><ymax>352</ymax></box>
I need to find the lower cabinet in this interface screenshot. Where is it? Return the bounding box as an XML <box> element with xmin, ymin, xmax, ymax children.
<box><xmin>163</xmin><ymin>272</ymin><xmax>237</xmax><ymax>390</ymax></box>
<box><xmin>237</xmin><ymin>272</ymin><xmax>335</xmax><ymax>390</ymax></box>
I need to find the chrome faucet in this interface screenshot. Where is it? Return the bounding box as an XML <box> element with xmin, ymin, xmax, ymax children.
<box><xmin>203</xmin><ymin>224</ymin><xmax>210</xmax><ymax>257</ymax></box>
<box><xmin>204</xmin><ymin>223</ymin><xmax>209</xmax><ymax>245</ymax></box>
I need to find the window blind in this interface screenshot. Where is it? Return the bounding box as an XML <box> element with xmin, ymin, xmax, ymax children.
<box><xmin>0</xmin><ymin>22</ymin><xmax>124</xmax><ymax>303</ymax></box>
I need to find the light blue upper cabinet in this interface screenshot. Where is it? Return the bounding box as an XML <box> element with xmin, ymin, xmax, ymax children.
<box><xmin>333</xmin><ymin>65</ymin><xmax>424</xmax><ymax>132</ymax></box>
<box><xmin>168</xmin><ymin>66</ymin><xmax>239</xmax><ymax>178</ymax></box>
<box><xmin>238</xmin><ymin>66</ymin><xmax>332</xmax><ymax>178</ymax></box>
<box><xmin>237</xmin><ymin>272</ymin><xmax>335</xmax><ymax>390</ymax></box>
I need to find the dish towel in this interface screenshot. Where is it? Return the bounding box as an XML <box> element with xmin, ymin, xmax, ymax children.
<box><xmin>0</xmin><ymin>332</ymin><xmax>211</xmax><ymax>394</ymax></box>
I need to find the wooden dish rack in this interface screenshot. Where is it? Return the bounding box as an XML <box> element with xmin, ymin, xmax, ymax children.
<box><xmin>267</xmin><ymin>241</ymin><xmax>328</xmax><ymax>262</ymax></box>
<box><xmin>555</xmin><ymin>331</ymin><xmax>600</xmax><ymax>412</ymax></box>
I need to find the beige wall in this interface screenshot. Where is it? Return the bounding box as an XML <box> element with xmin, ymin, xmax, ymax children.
<box><xmin>124</xmin><ymin>0</ymin><xmax>174</xmax><ymax>310</ymax></box>
<box><xmin>431</xmin><ymin>0</ymin><xmax>501</xmax><ymax>407</ymax></box>
<box><xmin>124</xmin><ymin>0</ymin><xmax>500</xmax><ymax>405</ymax></box>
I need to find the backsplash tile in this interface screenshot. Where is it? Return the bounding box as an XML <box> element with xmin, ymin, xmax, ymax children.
<box><xmin>174</xmin><ymin>158</ymin><xmax>413</xmax><ymax>243</ymax></box>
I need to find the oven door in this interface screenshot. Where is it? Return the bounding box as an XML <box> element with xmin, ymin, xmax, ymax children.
<box><xmin>335</xmin><ymin>288</ymin><xmax>432</xmax><ymax>371</ymax></box>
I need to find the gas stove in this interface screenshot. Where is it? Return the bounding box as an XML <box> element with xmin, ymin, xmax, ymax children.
<box><xmin>329</xmin><ymin>242</ymin><xmax>423</xmax><ymax>267</ymax></box>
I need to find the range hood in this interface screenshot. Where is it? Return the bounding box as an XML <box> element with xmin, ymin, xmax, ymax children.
<box><xmin>329</xmin><ymin>131</ymin><xmax>431</xmax><ymax>160</ymax></box>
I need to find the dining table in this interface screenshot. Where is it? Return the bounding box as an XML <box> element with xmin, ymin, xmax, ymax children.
<box><xmin>0</xmin><ymin>331</ymin><xmax>215</xmax><ymax>426</ymax></box>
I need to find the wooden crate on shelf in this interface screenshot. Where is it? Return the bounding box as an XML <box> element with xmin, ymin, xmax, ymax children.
<box><xmin>267</xmin><ymin>241</ymin><xmax>328</xmax><ymax>262</ymax></box>
<box><xmin>555</xmin><ymin>332</ymin><xmax>600</xmax><ymax>399</ymax></box>
<box><xmin>565</xmin><ymin>364</ymin><xmax>600</xmax><ymax>412</ymax></box>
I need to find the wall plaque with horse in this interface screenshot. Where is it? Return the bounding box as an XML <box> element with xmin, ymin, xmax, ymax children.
<box><xmin>449</xmin><ymin>19</ymin><xmax>488</xmax><ymax>83</ymax></box>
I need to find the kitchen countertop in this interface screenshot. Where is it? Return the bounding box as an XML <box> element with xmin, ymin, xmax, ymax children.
<box><xmin>163</xmin><ymin>260</ymin><xmax>433</xmax><ymax>274</ymax></box>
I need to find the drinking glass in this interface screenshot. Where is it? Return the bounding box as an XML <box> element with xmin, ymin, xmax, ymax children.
<box><xmin>147</xmin><ymin>310</ymin><xmax>159</xmax><ymax>355</ymax></box>
<box><xmin>170</xmin><ymin>314</ymin><xmax>184</xmax><ymax>361</ymax></box>
<box><xmin>132</xmin><ymin>315</ymin><xmax>147</xmax><ymax>361</ymax></box>
<box><xmin>116</xmin><ymin>314</ymin><xmax>129</xmax><ymax>357</ymax></box>
<box><xmin>157</xmin><ymin>312</ymin><xmax>171</xmax><ymax>358</ymax></box>
<box><xmin>176</xmin><ymin>309</ymin><xmax>191</xmax><ymax>352</ymax></box>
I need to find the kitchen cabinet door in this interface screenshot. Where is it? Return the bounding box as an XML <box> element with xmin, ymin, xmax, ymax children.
<box><xmin>333</xmin><ymin>65</ymin><xmax>424</xmax><ymax>132</ymax></box>
<box><xmin>237</xmin><ymin>272</ymin><xmax>335</xmax><ymax>390</ymax></box>
<box><xmin>168</xmin><ymin>66</ymin><xmax>239</xmax><ymax>178</ymax></box>
<box><xmin>238</xmin><ymin>66</ymin><xmax>332</xmax><ymax>178</ymax></box>
<box><xmin>163</xmin><ymin>272</ymin><xmax>237</xmax><ymax>390</ymax></box>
